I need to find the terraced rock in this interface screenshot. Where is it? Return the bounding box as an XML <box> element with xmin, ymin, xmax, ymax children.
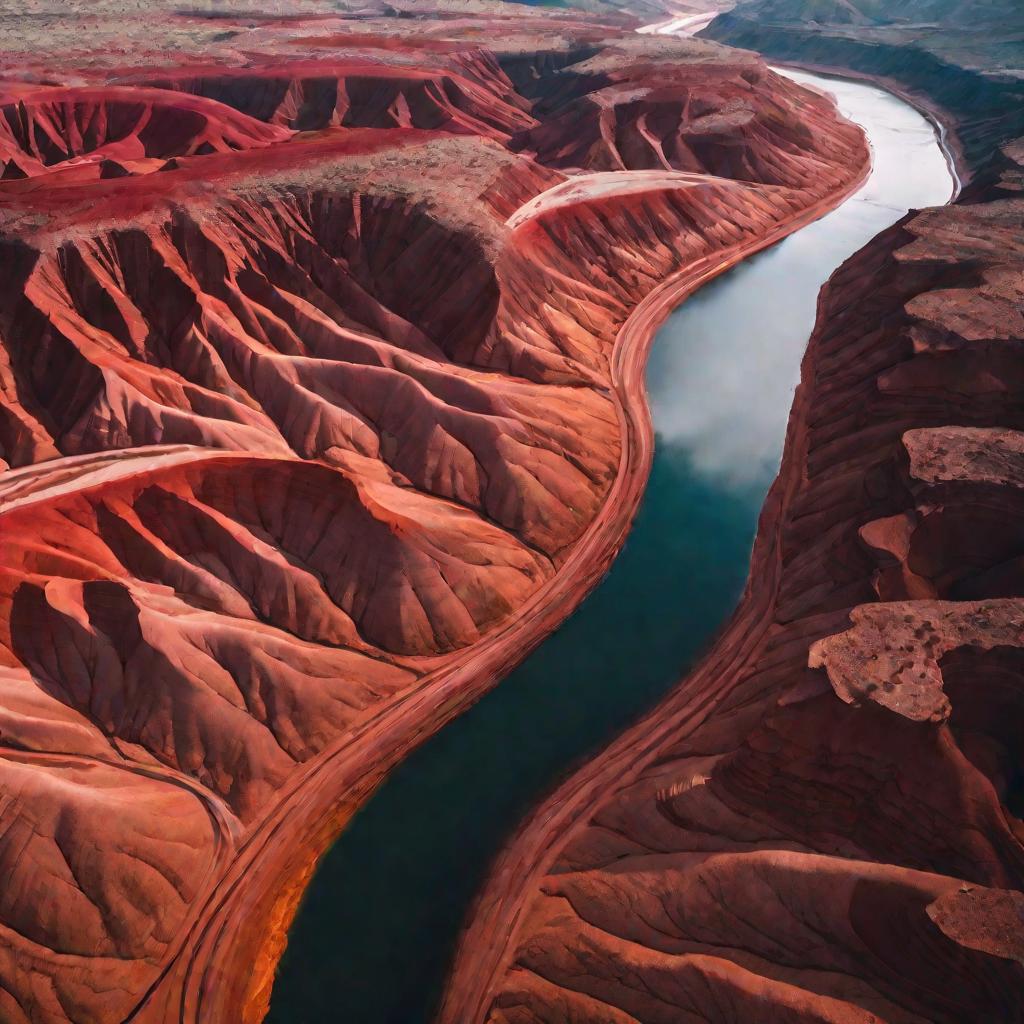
<box><xmin>0</xmin><ymin>5</ymin><xmax>873</xmax><ymax>1020</ymax></box>
<box><xmin>442</xmin><ymin>70</ymin><xmax>1024</xmax><ymax>1024</ymax></box>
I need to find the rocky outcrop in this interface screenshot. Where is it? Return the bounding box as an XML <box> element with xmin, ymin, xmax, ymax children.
<box><xmin>0</xmin><ymin>4</ymin><xmax>871</xmax><ymax>1021</ymax></box>
<box><xmin>507</xmin><ymin>46</ymin><xmax>859</xmax><ymax>186</ymax></box>
<box><xmin>441</xmin><ymin>9</ymin><xmax>1024</xmax><ymax>1019</ymax></box>
<box><xmin>703</xmin><ymin>1</ymin><xmax>1024</xmax><ymax>180</ymax></box>
<box><xmin>124</xmin><ymin>57</ymin><xmax>536</xmax><ymax>138</ymax></box>
<box><xmin>0</xmin><ymin>86</ymin><xmax>290</xmax><ymax>183</ymax></box>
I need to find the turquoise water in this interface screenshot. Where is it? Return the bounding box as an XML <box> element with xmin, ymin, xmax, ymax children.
<box><xmin>267</xmin><ymin>69</ymin><xmax>954</xmax><ymax>1024</ymax></box>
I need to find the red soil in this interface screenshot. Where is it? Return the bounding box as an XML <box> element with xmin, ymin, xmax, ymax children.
<box><xmin>119</xmin><ymin>58</ymin><xmax>536</xmax><ymax>137</ymax></box>
<box><xmin>0</xmin><ymin>6</ymin><xmax>871</xmax><ymax>1022</ymax></box>
<box><xmin>0</xmin><ymin>86</ymin><xmax>289</xmax><ymax>183</ymax></box>
<box><xmin>440</xmin><ymin>143</ymin><xmax>1024</xmax><ymax>1024</ymax></box>
<box><xmin>511</xmin><ymin>54</ymin><xmax>854</xmax><ymax>185</ymax></box>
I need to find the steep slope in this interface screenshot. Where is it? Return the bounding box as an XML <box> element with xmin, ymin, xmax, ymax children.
<box><xmin>0</xmin><ymin>86</ymin><xmax>289</xmax><ymax>183</ymax></box>
<box><xmin>507</xmin><ymin>43</ymin><xmax>859</xmax><ymax>185</ymax></box>
<box><xmin>122</xmin><ymin>58</ymin><xmax>536</xmax><ymax>138</ymax></box>
<box><xmin>440</xmin><ymin>13</ymin><xmax>1024</xmax><ymax>1024</ymax></box>
<box><xmin>704</xmin><ymin>0</ymin><xmax>1024</xmax><ymax>176</ymax></box>
<box><xmin>726</xmin><ymin>0</ymin><xmax>1023</xmax><ymax>27</ymax></box>
<box><xmin>0</xmin><ymin>137</ymin><xmax>621</xmax><ymax>565</ymax></box>
<box><xmin>0</xmin><ymin>5</ymin><xmax>872</xmax><ymax>1022</ymax></box>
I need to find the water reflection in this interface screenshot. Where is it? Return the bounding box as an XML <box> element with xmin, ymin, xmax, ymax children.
<box><xmin>649</xmin><ymin>69</ymin><xmax>955</xmax><ymax>488</ymax></box>
<box><xmin>267</xmin><ymin>70</ymin><xmax>955</xmax><ymax>1024</ymax></box>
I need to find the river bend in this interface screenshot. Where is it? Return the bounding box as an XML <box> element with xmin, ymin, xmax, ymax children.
<box><xmin>267</xmin><ymin>66</ymin><xmax>956</xmax><ymax>1024</ymax></box>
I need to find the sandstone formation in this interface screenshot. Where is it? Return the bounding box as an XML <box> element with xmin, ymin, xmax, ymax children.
<box><xmin>0</xmin><ymin>2</ymin><xmax>870</xmax><ymax>1021</ymax></box>
<box><xmin>442</xmin><ymin>4</ymin><xmax>1024</xmax><ymax>1023</ymax></box>
<box><xmin>704</xmin><ymin>0</ymin><xmax>1024</xmax><ymax>174</ymax></box>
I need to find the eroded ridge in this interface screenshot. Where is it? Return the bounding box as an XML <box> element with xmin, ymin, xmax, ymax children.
<box><xmin>442</xmin><ymin>68</ymin><xmax>1024</xmax><ymax>1024</ymax></box>
<box><xmin>0</xmin><ymin>3</ymin><xmax>870</xmax><ymax>1021</ymax></box>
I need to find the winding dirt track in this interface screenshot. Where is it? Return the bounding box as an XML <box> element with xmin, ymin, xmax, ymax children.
<box><xmin>149</xmin><ymin>153</ymin><xmax>872</xmax><ymax>1024</ymax></box>
<box><xmin>505</xmin><ymin>170</ymin><xmax>724</xmax><ymax>229</ymax></box>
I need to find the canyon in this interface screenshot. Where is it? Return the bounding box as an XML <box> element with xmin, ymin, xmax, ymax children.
<box><xmin>0</xmin><ymin>3</ymin><xmax>879</xmax><ymax>1023</ymax></box>
<box><xmin>439</xmin><ymin>3</ymin><xmax>1024</xmax><ymax>1024</ymax></box>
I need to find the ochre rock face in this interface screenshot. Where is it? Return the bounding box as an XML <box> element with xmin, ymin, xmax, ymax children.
<box><xmin>511</xmin><ymin>55</ymin><xmax>850</xmax><ymax>185</ymax></box>
<box><xmin>0</xmin><ymin>3</ymin><xmax>871</xmax><ymax>1021</ymax></box>
<box><xmin>443</xmin><ymin>40</ymin><xmax>1024</xmax><ymax>1023</ymax></box>
<box><xmin>124</xmin><ymin>58</ymin><xmax>537</xmax><ymax>137</ymax></box>
<box><xmin>0</xmin><ymin>87</ymin><xmax>291</xmax><ymax>182</ymax></box>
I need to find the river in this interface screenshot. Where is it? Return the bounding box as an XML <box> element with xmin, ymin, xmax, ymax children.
<box><xmin>266</xmin><ymin>67</ymin><xmax>956</xmax><ymax>1024</ymax></box>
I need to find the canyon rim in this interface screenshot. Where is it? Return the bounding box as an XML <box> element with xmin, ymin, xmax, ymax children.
<box><xmin>0</xmin><ymin>1</ymin><xmax>1021</xmax><ymax>1023</ymax></box>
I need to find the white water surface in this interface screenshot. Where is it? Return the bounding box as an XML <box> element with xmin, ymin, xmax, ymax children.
<box><xmin>648</xmin><ymin>68</ymin><xmax>956</xmax><ymax>488</ymax></box>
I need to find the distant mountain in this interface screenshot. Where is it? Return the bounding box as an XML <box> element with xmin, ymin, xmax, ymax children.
<box><xmin>727</xmin><ymin>0</ymin><xmax>1024</xmax><ymax>27</ymax></box>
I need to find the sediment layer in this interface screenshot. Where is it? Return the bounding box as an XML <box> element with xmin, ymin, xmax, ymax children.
<box><xmin>0</xmin><ymin>4</ymin><xmax>871</xmax><ymax>1021</ymax></box>
<box><xmin>442</xmin><ymin>6</ymin><xmax>1024</xmax><ymax>1023</ymax></box>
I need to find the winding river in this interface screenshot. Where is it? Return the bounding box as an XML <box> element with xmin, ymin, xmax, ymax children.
<box><xmin>267</xmin><ymin>68</ymin><xmax>956</xmax><ymax>1024</ymax></box>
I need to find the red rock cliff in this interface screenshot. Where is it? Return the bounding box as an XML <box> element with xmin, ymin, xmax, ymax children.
<box><xmin>0</xmin><ymin>4</ymin><xmax>869</xmax><ymax>1021</ymax></box>
<box><xmin>439</xmin><ymin>12</ymin><xmax>1024</xmax><ymax>1020</ymax></box>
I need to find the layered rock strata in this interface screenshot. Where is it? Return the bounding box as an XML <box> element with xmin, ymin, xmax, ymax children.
<box><xmin>441</xmin><ymin>6</ymin><xmax>1024</xmax><ymax>1022</ymax></box>
<box><xmin>0</xmin><ymin>4</ymin><xmax>870</xmax><ymax>1021</ymax></box>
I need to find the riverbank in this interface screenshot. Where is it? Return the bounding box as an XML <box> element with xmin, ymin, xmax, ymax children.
<box><xmin>769</xmin><ymin>59</ymin><xmax>966</xmax><ymax>195</ymax></box>
<box><xmin>189</xmin><ymin>153</ymin><xmax>870</xmax><ymax>1024</ymax></box>
<box><xmin>700</xmin><ymin>7</ymin><xmax>1024</xmax><ymax>179</ymax></box>
<box><xmin>438</xmin><ymin>70</ymin><xmax>963</xmax><ymax>1024</ymax></box>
